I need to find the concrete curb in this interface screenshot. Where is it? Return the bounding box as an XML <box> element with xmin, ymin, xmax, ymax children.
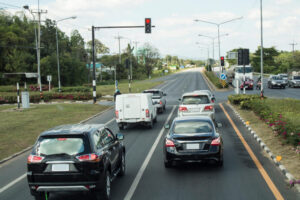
<box><xmin>227</xmin><ymin>103</ymin><xmax>300</xmax><ymax>193</ymax></box>
<box><xmin>0</xmin><ymin>106</ymin><xmax>114</xmax><ymax>166</ymax></box>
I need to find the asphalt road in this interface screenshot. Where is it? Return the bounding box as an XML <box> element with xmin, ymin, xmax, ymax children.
<box><xmin>0</xmin><ymin>69</ymin><xmax>299</xmax><ymax>200</ymax></box>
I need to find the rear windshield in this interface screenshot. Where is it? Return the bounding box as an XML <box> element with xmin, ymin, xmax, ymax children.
<box><xmin>173</xmin><ymin>121</ymin><xmax>213</xmax><ymax>134</ymax></box>
<box><xmin>272</xmin><ymin>76</ymin><xmax>282</xmax><ymax>80</ymax></box>
<box><xmin>143</xmin><ymin>91</ymin><xmax>161</xmax><ymax>98</ymax></box>
<box><xmin>36</xmin><ymin>137</ymin><xmax>85</xmax><ymax>156</ymax></box>
<box><xmin>182</xmin><ymin>95</ymin><xmax>209</xmax><ymax>104</ymax></box>
<box><xmin>293</xmin><ymin>76</ymin><xmax>300</xmax><ymax>80</ymax></box>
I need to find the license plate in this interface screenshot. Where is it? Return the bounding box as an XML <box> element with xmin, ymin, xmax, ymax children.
<box><xmin>52</xmin><ymin>164</ymin><xmax>69</xmax><ymax>172</ymax></box>
<box><xmin>186</xmin><ymin>143</ymin><xmax>200</xmax><ymax>150</ymax></box>
<box><xmin>188</xmin><ymin>108</ymin><xmax>200</xmax><ymax>112</ymax></box>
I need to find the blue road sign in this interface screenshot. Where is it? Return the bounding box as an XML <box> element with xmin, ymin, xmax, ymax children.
<box><xmin>220</xmin><ymin>73</ymin><xmax>227</xmax><ymax>80</ymax></box>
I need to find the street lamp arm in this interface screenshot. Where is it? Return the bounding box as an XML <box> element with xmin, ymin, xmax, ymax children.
<box><xmin>194</xmin><ymin>19</ymin><xmax>218</xmax><ymax>26</ymax></box>
<box><xmin>56</xmin><ymin>16</ymin><xmax>77</xmax><ymax>23</ymax></box>
<box><xmin>219</xmin><ymin>16</ymin><xmax>243</xmax><ymax>25</ymax></box>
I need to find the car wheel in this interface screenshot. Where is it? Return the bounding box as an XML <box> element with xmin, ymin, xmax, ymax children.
<box><xmin>34</xmin><ymin>192</ymin><xmax>49</xmax><ymax>200</ymax></box>
<box><xmin>153</xmin><ymin>115</ymin><xmax>157</xmax><ymax>123</ymax></box>
<box><xmin>118</xmin><ymin>123</ymin><xmax>124</xmax><ymax>130</ymax></box>
<box><xmin>216</xmin><ymin>156</ymin><xmax>223</xmax><ymax>167</ymax></box>
<box><xmin>163</xmin><ymin>105</ymin><xmax>166</xmax><ymax>111</ymax></box>
<box><xmin>118</xmin><ymin>152</ymin><xmax>125</xmax><ymax>177</ymax></box>
<box><xmin>164</xmin><ymin>160</ymin><xmax>172</xmax><ymax>168</ymax></box>
<box><xmin>98</xmin><ymin>170</ymin><xmax>111</xmax><ymax>200</ymax></box>
<box><xmin>282</xmin><ymin>86</ymin><xmax>285</xmax><ymax>89</ymax></box>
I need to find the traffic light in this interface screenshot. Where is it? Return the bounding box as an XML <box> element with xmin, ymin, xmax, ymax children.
<box><xmin>145</xmin><ymin>18</ymin><xmax>151</xmax><ymax>33</ymax></box>
<box><xmin>220</xmin><ymin>56</ymin><xmax>225</xmax><ymax>66</ymax></box>
<box><xmin>238</xmin><ymin>49</ymin><xmax>250</xmax><ymax>65</ymax></box>
<box><xmin>238</xmin><ymin>49</ymin><xmax>243</xmax><ymax>65</ymax></box>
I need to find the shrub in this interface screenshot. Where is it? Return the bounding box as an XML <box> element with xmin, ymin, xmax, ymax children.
<box><xmin>54</xmin><ymin>86</ymin><xmax>91</xmax><ymax>93</ymax></box>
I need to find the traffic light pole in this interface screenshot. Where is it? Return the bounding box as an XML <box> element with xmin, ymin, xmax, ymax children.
<box><xmin>90</xmin><ymin>24</ymin><xmax>155</xmax><ymax>104</ymax></box>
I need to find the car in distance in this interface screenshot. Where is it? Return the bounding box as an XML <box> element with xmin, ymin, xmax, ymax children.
<box><xmin>27</xmin><ymin>124</ymin><xmax>125</xmax><ymax>200</ymax></box>
<box><xmin>178</xmin><ymin>91</ymin><xmax>215</xmax><ymax>121</ymax></box>
<box><xmin>267</xmin><ymin>75</ymin><xmax>286</xmax><ymax>89</ymax></box>
<box><xmin>288</xmin><ymin>75</ymin><xmax>300</xmax><ymax>88</ymax></box>
<box><xmin>240</xmin><ymin>78</ymin><xmax>254</xmax><ymax>90</ymax></box>
<box><xmin>278</xmin><ymin>73</ymin><xmax>288</xmax><ymax>86</ymax></box>
<box><xmin>163</xmin><ymin>116</ymin><xmax>223</xmax><ymax>168</ymax></box>
<box><xmin>193</xmin><ymin>90</ymin><xmax>216</xmax><ymax>103</ymax></box>
<box><xmin>143</xmin><ymin>89</ymin><xmax>167</xmax><ymax>113</ymax></box>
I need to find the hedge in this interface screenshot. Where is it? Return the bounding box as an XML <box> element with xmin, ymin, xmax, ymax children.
<box><xmin>228</xmin><ymin>94</ymin><xmax>300</xmax><ymax>147</ymax></box>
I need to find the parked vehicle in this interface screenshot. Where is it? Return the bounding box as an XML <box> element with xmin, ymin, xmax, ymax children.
<box><xmin>143</xmin><ymin>89</ymin><xmax>167</xmax><ymax>113</ymax></box>
<box><xmin>163</xmin><ymin>116</ymin><xmax>223</xmax><ymax>168</ymax></box>
<box><xmin>178</xmin><ymin>91</ymin><xmax>215</xmax><ymax>121</ymax></box>
<box><xmin>288</xmin><ymin>76</ymin><xmax>300</xmax><ymax>88</ymax></box>
<box><xmin>278</xmin><ymin>73</ymin><xmax>288</xmax><ymax>86</ymax></box>
<box><xmin>268</xmin><ymin>75</ymin><xmax>286</xmax><ymax>89</ymax></box>
<box><xmin>115</xmin><ymin>93</ymin><xmax>157</xmax><ymax>129</ymax></box>
<box><xmin>27</xmin><ymin>124</ymin><xmax>125</xmax><ymax>200</ymax></box>
<box><xmin>240</xmin><ymin>78</ymin><xmax>254</xmax><ymax>90</ymax></box>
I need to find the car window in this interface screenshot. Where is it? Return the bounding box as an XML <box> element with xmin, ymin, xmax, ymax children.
<box><xmin>173</xmin><ymin>121</ymin><xmax>213</xmax><ymax>134</ymax></box>
<box><xmin>93</xmin><ymin>130</ymin><xmax>103</xmax><ymax>149</ymax></box>
<box><xmin>182</xmin><ymin>95</ymin><xmax>210</xmax><ymax>104</ymax></box>
<box><xmin>36</xmin><ymin>137</ymin><xmax>85</xmax><ymax>156</ymax></box>
<box><xmin>102</xmin><ymin>129</ymin><xmax>114</xmax><ymax>145</ymax></box>
<box><xmin>293</xmin><ymin>76</ymin><xmax>300</xmax><ymax>80</ymax></box>
<box><xmin>144</xmin><ymin>90</ymin><xmax>161</xmax><ymax>98</ymax></box>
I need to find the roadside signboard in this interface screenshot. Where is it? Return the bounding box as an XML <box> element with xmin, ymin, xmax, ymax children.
<box><xmin>220</xmin><ymin>73</ymin><xmax>227</xmax><ymax>80</ymax></box>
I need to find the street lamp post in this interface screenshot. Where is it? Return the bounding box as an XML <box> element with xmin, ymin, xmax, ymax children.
<box><xmin>55</xmin><ymin>16</ymin><xmax>76</xmax><ymax>92</ymax></box>
<box><xmin>194</xmin><ymin>17</ymin><xmax>242</xmax><ymax>72</ymax></box>
<box><xmin>198</xmin><ymin>33</ymin><xmax>229</xmax><ymax>61</ymax></box>
<box><xmin>260</xmin><ymin>0</ymin><xmax>264</xmax><ymax>97</ymax></box>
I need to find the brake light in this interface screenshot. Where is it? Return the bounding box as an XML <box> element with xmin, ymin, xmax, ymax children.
<box><xmin>204</xmin><ymin>105</ymin><xmax>213</xmax><ymax>111</ymax></box>
<box><xmin>179</xmin><ymin>106</ymin><xmax>187</xmax><ymax>112</ymax></box>
<box><xmin>146</xmin><ymin>109</ymin><xmax>150</xmax><ymax>117</ymax></box>
<box><xmin>27</xmin><ymin>155</ymin><xmax>45</xmax><ymax>164</ymax></box>
<box><xmin>211</xmin><ymin>137</ymin><xmax>221</xmax><ymax>146</ymax></box>
<box><xmin>165</xmin><ymin>139</ymin><xmax>175</xmax><ymax>147</ymax></box>
<box><xmin>115</xmin><ymin>110</ymin><xmax>119</xmax><ymax>119</ymax></box>
<box><xmin>76</xmin><ymin>153</ymin><xmax>100</xmax><ymax>162</ymax></box>
<box><xmin>160</xmin><ymin>101</ymin><xmax>162</xmax><ymax>105</ymax></box>
<box><xmin>57</xmin><ymin>138</ymin><xmax>67</xmax><ymax>141</ymax></box>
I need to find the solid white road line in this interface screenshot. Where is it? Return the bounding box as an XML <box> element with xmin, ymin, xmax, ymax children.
<box><xmin>124</xmin><ymin>106</ymin><xmax>176</xmax><ymax>200</ymax></box>
<box><xmin>0</xmin><ymin>118</ymin><xmax>116</xmax><ymax>194</ymax></box>
<box><xmin>0</xmin><ymin>173</ymin><xmax>26</xmax><ymax>194</ymax></box>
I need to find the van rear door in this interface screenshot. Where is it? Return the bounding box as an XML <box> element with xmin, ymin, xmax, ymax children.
<box><xmin>123</xmin><ymin>95</ymin><xmax>141</xmax><ymax>118</ymax></box>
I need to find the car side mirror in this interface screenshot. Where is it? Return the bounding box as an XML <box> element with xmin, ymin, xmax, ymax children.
<box><xmin>164</xmin><ymin>93</ymin><xmax>167</xmax><ymax>96</ymax></box>
<box><xmin>217</xmin><ymin>123</ymin><xmax>222</xmax><ymax>128</ymax></box>
<box><xmin>116</xmin><ymin>133</ymin><xmax>124</xmax><ymax>140</ymax></box>
<box><xmin>178</xmin><ymin>98</ymin><xmax>181</xmax><ymax>102</ymax></box>
<box><xmin>164</xmin><ymin>124</ymin><xmax>170</xmax><ymax>129</ymax></box>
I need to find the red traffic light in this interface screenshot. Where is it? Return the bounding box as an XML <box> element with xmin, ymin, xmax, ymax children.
<box><xmin>145</xmin><ymin>18</ymin><xmax>151</xmax><ymax>24</ymax></box>
<box><xmin>221</xmin><ymin>56</ymin><xmax>224</xmax><ymax>60</ymax></box>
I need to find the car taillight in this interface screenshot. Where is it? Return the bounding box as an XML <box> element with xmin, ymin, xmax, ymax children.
<box><xmin>160</xmin><ymin>101</ymin><xmax>162</xmax><ymax>105</ymax></box>
<box><xmin>76</xmin><ymin>153</ymin><xmax>100</xmax><ymax>162</ymax></box>
<box><xmin>211</xmin><ymin>137</ymin><xmax>221</xmax><ymax>146</ymax></box>
<box><xmin>204</xmin><ymin>105</ymin><xmax>213</xmax><ymax>111</ymax></box>
<box><xmin>115</xmin><ymin>110</ymin><xmax>119</xmax><ymax>119</ymax></box>
<box><xmin>27</xmin><ymin>155</ymin><xmax>45</xmax><ymax>164</ymax></box>
<box><xmin>165</xmin><ymin>139</ymin><xmax>175</xmax><ymax>147</ymax></box>
<box><xmin>179</xmin><ymin>106</ymin><xmax>187</xmax><ymax>112</ymax></box>
<box><xmin>211</xmin><ymin>99</ymin><xmax>215</xmax><ymax>103</ymax></box>
<box><xmin>146</xmin><ymin>109</ymin><xmax>150</xmax><ymax>117</ymax></box>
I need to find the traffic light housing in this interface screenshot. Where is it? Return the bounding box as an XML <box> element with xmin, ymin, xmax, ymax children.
<box><xmin>145</xmin><ymin>18</ymin><xmax>151</xmax><ymax>33</ymax></box>
<box><xmin>220</xmin><ymin>56</ymin><xmax>225</xmax><ymax>66</ymax></box>
<box><xmin>238</xmin><ymin>48</ymin><xmax>250</xmax><ymax>65</ymax></box>
<box><xmin>125</xmin><ymin>59</ymin><xmax>130</xmax><ymax>69</ymax></box>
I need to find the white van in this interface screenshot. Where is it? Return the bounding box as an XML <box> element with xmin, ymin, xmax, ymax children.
<box><xmin>115</xmin><ymin>93</ymin><xmax>157</xmax><ymax>129</ymax></box>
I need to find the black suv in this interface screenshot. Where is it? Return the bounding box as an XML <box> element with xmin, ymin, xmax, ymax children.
<box><xmin>27</xmin><ymin>124</ymin><xmax>125</xmax><ymax>200</ymax></box>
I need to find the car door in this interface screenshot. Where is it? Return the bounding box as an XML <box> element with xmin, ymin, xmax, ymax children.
<box><xmin>102</xmin><ymin>128</ymin><xmax>119</xmax><ymax>170</ymax></box>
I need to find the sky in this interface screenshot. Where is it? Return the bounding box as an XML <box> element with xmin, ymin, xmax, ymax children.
<box><xmin>1</xmin><ymin>0</ymin><xmax>300</xmax><ymax>60</ymax></box>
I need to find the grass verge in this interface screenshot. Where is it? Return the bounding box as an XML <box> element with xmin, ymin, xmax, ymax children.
<box><xmin>231</xmin><ymin>103</ymin><xmax>300</xmax><ymax>180</ymax></box>
<box><xmin>0</xmin><ymin>104</ymin><xmax>108</xmax><ymax>161</ymax></box>
<box><xmin>204</xmin><ymin>71</ymin><xmax>228</xmax><ymax>89</ymax></box>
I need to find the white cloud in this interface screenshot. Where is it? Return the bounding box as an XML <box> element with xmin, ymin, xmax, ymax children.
<box><xmin>275</xmin><ymin>0</ymin><xmax>292</xmax><ymax>5</ymax></box>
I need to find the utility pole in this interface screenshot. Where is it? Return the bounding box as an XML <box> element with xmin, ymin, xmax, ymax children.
<box><xmin>260</xmin><ymin>0</ymin><xmax>264</xmax><ymax>98</ymax></box>
<box><xmin>289</xmin><ymin>42</ymin><xmax>297</xmax><ymax>55</ymax></box>
<box><xmin>133</xmin><ymin>41</ymin><xmax>139</xmax><ymax>58</ymax></box>
<box><xmin>31</xmin><ymin>0</ymin><xmax>47</xmax><ymax>92</ymax></box>
<box><xmin>115</xmin><ymin>35</ymin><xmax>124</xmax><ymax>64</ymax></box>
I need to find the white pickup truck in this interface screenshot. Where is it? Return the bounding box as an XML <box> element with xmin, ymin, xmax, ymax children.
<box><xmin>115</xmin><ymin>93</ymin><xmax>157</xmax><ymax>129</ymax></box>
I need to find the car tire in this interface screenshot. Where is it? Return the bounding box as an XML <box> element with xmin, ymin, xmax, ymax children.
<box><xmin>164</xmin><ymin>160</ymin><xmax>172</xmax><ymax>168</ymax></box>
<box><xmin>118</xmin><ymin>123</ymin><xmax>124</xmax><ymax>130</ymax></box>
<box><xmin>98</xmin><ymin>170</ymin><xmax>111</xmax><ymax>200</ymax></box>
<box><xmin>118</xmin><ymin>152</ymin><xmax>125</xmax><ymax>177</ymax></box>
<box><xmin>216</xmin><ymin>156</ymin><xmax>224</xmax><ymax>167</ymax></box>
<box><xmin>163</xmin><ymin>105</ymin><xmax>166</xmax><ymax>111</ymax></box>
<box><xmin>34</xmin><ymin>192</ymin><xmax>49</xmax><ymax>200</ymax></box>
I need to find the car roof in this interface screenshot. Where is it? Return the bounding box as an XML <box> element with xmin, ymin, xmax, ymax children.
<box><xmin>182</xmin><ymin>91</ymin><xmax>210</xmax><ymax>97</ymax></box>
<box><xmin>173</xmin><ymin>116</ymin><xmax>213</xmax><ymax>123</ymax></box>
<box><xmin>143</xmin><ymin>89</ymin><xmax>161</xmax><ymax>92</ymax></box>
<box><xmin>40</xmin><ymin>124</ymin><xmax>106</xmax><ymax>137</ymax></box>
<box><xmin>193</xmin><ymin>90</ymin><xmax>213</xmax><ymax>95</ymax></box>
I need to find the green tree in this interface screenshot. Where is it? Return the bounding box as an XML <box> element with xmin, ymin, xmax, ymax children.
<box><xmin>251</xmin><ymin>46</ymin><xmax>279</xmax><ymax>73</ymax></box>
